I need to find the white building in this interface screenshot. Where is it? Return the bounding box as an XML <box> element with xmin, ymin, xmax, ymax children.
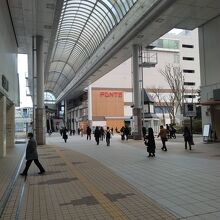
<box><xmin>90</xmin><ymin>29</ymin><xmax>200</xmax><ymax>125</ymax></box>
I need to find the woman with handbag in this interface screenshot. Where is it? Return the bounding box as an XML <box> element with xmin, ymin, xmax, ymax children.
<box><xmin>144</xmin><ymin>127</ymin><xmax>156</xmax><ymax>157</ymax></box>
<box><xmin>158</xmin><ymin>125</ymin><xmax>168</xmax><ymax>151</ymax></box>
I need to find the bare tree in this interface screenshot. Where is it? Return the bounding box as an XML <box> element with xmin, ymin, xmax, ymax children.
<box><xmin>151</xmin><ymin>87</ymin><xmax>166</xmax><ymax>125</ymax></box>
<box><xmin>163</xmin><ymin>94</ymin><xmax>175</xmax><ymax>124</ymax></box>
<box><xmin>158</xmin><ymin>64</ymin><xmax>185</xmax><ymax>124</ymax></box>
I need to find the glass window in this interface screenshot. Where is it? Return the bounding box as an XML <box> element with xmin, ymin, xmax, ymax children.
<box><xmin>44</xmin><ymin>92</ymin><xmax>56</xmax><ymax>104</ymax></box>
<box><xmin>154</xmin><ymin>39</ymin><xmax>179</xmax><ymax>49</ymax></box>
<box><xmin>184</xmin><ymin>82</ymin><xmax>195</xmax><ymax>86</ymax></box>
<box><xmin>183</xmin><ymin>69</ymin><xmax>195</xmax><ymax>73</ymax></box>
<box><xmin>155</xmin><ymin>106</ymin><xmax>172</xmax><ymax>114</ymax></box>
<box><xmin>183</xmin><ymin>57</ymin><xmax>194</xmax><ymax>61</ymax></box>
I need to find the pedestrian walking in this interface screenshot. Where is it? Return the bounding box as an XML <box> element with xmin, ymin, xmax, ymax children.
<box><xmin>62</xmin><ymin>127</ymin><xmax>68</xmax><ymax>143</ymax></box>
<box><xmin>124</xmin><ymin>125</ymin><xmax>130</xmax><ymax>140</ymax></box>
<box><xmin>86</xmin><ymin>126</ymin><xmax>92</xmax><ymax>140</ymax></box>
<box><xmin>20</xmin><ymin>132</ymin><xmax>45</xmax><ymax>176</ymax></box>
<box><xmin>106</xmin><ymin>127</ymin><xmax>111</xmax><ymax>146</ymax></box>
<box><xmin>94</xmin><ymin>126</ymin><xmax>101</xmax><ymax>145</ymax></box>
<box><xmin>100</xmin><ymin>127</ymin><xmax>105</xmax><ymax>141</ymax></box>
<box><xmin>158</xmin><ymin>125</ymin><xmax>168</xmax><ymax>151</ymax></box>
<box><xmin>120</xmin><ymin>126</ymin><xmax>125</xmax><ymax>140</ymax></box>
<box><xmin>144</xmin><ymin>127</ymin><xmax>156</xmax><ymax>157</ymax></box>
<box><xmin>183</xmin><ymin>126</ymin><xmax>192</xmax><ymax>150</ymax></box>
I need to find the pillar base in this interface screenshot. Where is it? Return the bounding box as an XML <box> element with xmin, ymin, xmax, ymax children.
<box><xmin>132</xmin><ymin>107</ymin><xmax>142</xmax><ymax>140</ymax></box>
<box><xmin>132</xmin><ymin>133</ymin><xmax>142</xmax><ymax>140</ymax></box>
<box><xmin>36</xmin><ymin>108</ymin><xmax>46</xmax><ymax>145</ymax></box>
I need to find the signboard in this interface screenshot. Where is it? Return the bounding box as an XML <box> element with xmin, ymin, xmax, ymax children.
<box><xmin>203</xmin><ymin>124</ymin><xmax>211</xmax><ymax>143</ymax></box>
<box><xmin>183</xmin><ymin>103</ymin><xmax>197</xmax><ymax>117</ymax></box>
<box><xmin>203</xmin><ymin>124</ymin><xmax>210</xmax><ymax>137</ymax></box>
<box><xmin>100</xmin><ymin>91</ymin><xmax>122</xmax><ymax>98</ymax></box>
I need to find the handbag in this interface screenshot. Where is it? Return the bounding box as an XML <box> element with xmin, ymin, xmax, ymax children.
<box><xmin>144</xmin><ymin>140</ymin><xmax>149</xmax><ymax>146</ymax></box>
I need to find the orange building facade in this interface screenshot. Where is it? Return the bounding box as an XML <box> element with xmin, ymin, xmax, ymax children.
<box><xmin>66</xmin><ymin>87</ymin><xmax>131</xmax><ymax>132</ymax></box>
<box><xmin>92</xmin><ymin>89</ymin><xmax>125</xmax><ymax>129</ymax></box>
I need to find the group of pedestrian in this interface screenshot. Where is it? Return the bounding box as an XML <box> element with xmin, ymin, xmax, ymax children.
<box><xmin>94</xmin><ymin>126</ymin><xmax>111</xmax><ymax>146</ymax></box>
<box><xmin>120</xmin><ymin>125</ymin><xmax>130</xmax><ymax>140</ymax></box>
<box><xmin>166</xmin><ymin>124</ymin><xmax>176</xmax><ymax>139</ymax></box>
<box><xmin>143</xmin><ymin>125</ymin><xmax>193</xmax><ymax>157</ymax></box>
<box><xmin>20</xmin><ymin>123</ymin><xmax>193</xmax><ymax>177</ymax></box>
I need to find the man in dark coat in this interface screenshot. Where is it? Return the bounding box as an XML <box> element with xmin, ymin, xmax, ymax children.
<box><xmin>183</xmin><ymin>126</ymin><xmax>192</xmax><ymax>150</ymax></box>
<box><xmin>62</xmin><ymin>127</ymin><xmax>68</xmax><ymax>143</ymax></box>
<box><xmin>20</xmin><ymin>133</ymin><xmax>45</xmax><ymax>176</ymax></box>
<box><xmin>124</xmin><ymin>125</ymin><xmax>130</xmax><ymax>140</ymax></box>
<box><xmin>86</xmin><ymin>126</ymin><xmax>92</xmax><ymax>140</ymax></box>
<box><xmin>94</xmin><ymin>126</ymin><xmax>101</xmax><ymax>145</ymax></box>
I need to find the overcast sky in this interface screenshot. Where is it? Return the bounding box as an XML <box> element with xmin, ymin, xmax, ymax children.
<box><xmin>18</xmin><ymin>54</ymin><xmax>33</xmax><ymax>107</ymax></box>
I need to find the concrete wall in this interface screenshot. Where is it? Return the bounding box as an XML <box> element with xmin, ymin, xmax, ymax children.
<box><xmin>0</xmin><ymin>0</ymin><xmax>18</xmax><ymax>105</ymax></box>
<box><xmin>199</xmin><ymin>15</ymin><xmax>220</xmax><ymax>140</ymax></box>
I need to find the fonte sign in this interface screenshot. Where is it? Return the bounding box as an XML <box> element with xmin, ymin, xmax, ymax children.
<box><xmin>100</xmin><ymin>91</ymin><xmax>122</xmax><ymax>97</ymax></box>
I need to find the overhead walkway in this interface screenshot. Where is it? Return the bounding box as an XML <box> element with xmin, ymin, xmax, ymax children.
<box><xmin>1</xmin><ymin>134</ymin><xmax>220</xmax><ymax>219</ymax></box>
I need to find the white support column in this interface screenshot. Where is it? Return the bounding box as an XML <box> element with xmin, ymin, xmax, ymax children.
<box><xmin>6</xmin><ymin>104</ymin><xmax>15</xmax><ymax>148</ymax></box>
<box><xmin>132</xmin><ymin>44</ymin><xmax>142</xmax><ymax>140</ymax></box>
<box><xmin>88</xmin><ymin>85</ymin><xmax>93</xmax><ymax>127</ymax></box>
<box><xmin>0</xmin><ymin>95</ymin><xmax>6</xmax><ymax>157</ymax></box>
<box><xmin>74</xmin><ymin>110</ymin><xmax>77</xmax><ymax>130</ymax></box>
<box><xmin>64</xmin><ymin>100</ymin><xmax>67</xmax><ymax>127</ymax></box>
<box><xmin>35</xmin><ymin>35</ymin><xmax>45</xmax><ymax>145</ymax></box>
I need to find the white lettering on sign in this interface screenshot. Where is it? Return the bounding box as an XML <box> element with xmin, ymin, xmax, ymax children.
<box><xmin>100</xmin><ymin>91</ymin><xmax>122</xmax><ymax>98</ymax></box>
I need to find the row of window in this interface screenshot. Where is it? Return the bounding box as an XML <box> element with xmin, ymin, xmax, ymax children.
<box><xmin>154</xmin><ymin>40</ymin><xmax>194</xmax><ymax>50</ymax></box>
<box><xmin>182</xmin><ymin>44</ymin><xmax>195</xmax><ymax>88</ymax></box>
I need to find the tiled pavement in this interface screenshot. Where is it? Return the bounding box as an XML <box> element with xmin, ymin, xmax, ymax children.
<box><xmin>0</xmin><ymin>133</ymin><xmax>220</xmax><ymax>219</ymax></box>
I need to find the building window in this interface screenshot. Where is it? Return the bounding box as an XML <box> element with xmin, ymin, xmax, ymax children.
<box><xmin>183</xmin><ymin>57</ymin><xmax>194</xmax><ymax>61</ymax></box>
<box><xmin>44</xmin><ymin>91</ymin><xmax>56</xmax><ymax>104</ymax></box>
<box><xmin>184</xmin><ymin>95</ymin><xmax>196</xmax><ymax>99</ymax></box>
<box><xmin>183</xmin><ymin>69</ymin><xmax>195</xmax><ymax>73</ymax></box>
<box><xmin>184</xmin><ymin>82</ymin><xmax>195</xmax><ymax>86</ymax></box>
<box><xmin>155</xmin><ymin>106</ymin><xmax>172</xmax><ymax>114</ymax></box>
<box><xmin>154</xmin><ymin>39</ymin><xmax>179</xmax><ymax>50</ymax></box>
<box><xmin>182</xmin><ymin>44</ymin><xmax>194</xmax><ymax>48</ymax></box>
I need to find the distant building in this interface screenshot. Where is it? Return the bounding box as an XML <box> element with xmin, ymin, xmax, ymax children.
<box><xmin>66</xmin><ymin>29</ymin><xmax>200</xmax><ymax>132</ymax></box>
<box><xmin>15</xmin><ymin>107</ymin><xmax>33</xmax><ymax>132</ymax></box>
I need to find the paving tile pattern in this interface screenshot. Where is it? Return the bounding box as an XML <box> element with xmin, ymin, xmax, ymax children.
<box><xmin>1</xmin><ymin>145</ymin><xmax>176</xmax><ymax>220</ymax></box>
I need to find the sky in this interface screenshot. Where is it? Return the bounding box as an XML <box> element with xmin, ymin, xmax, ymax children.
<box><xmin>18</xmin><ymin>54</ymin><xmax>33</xmax><ymax>107</ymax></box>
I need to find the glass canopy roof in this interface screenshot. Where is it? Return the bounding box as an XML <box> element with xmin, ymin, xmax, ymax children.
<box><xmin>46</xmin><ymin>0</ymin><xmax>138</xmax><ymax>98</ymax></box>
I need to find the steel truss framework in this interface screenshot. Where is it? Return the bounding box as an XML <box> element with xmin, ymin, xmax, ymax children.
<box><xmin>46</xmin><ymin>0</ymin><xmax>138</xmax><ymax>98</ymax></box>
